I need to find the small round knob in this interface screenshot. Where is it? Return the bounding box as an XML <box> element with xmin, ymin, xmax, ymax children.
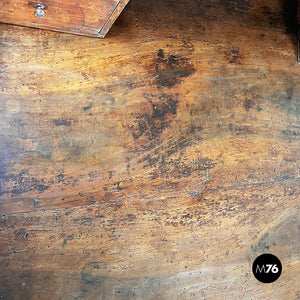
<box><xmin>34</xmin><ymin>3</ymin><xmax>46</xmax><ymax>18</ymax></box>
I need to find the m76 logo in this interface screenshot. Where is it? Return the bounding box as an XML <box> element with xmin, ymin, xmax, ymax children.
<box><xmin>252</xmin><ymin>254</ymin><xmax>282</xmax><ymax>283</ymax></box>
<box><xmin>255</xmin><ymin>264</ymin><xmax>279</xmax><ymax>274</ymax></box>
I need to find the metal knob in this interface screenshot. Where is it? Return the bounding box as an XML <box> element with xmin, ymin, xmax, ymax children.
<box><xmin>34</xmin><ymin>3</ymin><xmax>46</xmax><ymax>18</ymax></box>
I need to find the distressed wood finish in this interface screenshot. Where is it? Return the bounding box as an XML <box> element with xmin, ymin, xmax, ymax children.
<box><xmin>0</xmin><ymin>0</ymin><xmax>130</xmax><ymax>37</ymax></box>
<box><xmin>0</xmin><ymin>0</ymin><xmax>300</xmax><ymax>299</ymax></box>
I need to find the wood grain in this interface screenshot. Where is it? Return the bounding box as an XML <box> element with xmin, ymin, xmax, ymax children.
<box><xmin>0</xmin><ymin>0</ymin><xmax>130</xmax><ymax>37</ymax></box>
<box><xmin>0</xmin><ymin>0</ymin><xmax>299</xmax><ymax>299</ymax></box>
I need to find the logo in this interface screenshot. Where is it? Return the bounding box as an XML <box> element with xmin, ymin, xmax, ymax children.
<box><xmin>252</xmin><ymin>253</ymin><xmax>282</xmax><ymax>283</ymax></box>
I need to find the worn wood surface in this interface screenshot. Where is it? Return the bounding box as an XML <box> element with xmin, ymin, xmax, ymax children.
<box><xmin>0</xmin><ymin>0</ymin><xmax>130</xmax><ymax>37</ymax></box>
<box><xmin>0</xmin><ymin>0</ymin><xmax>300</xmax><ymax>299</ymax></box>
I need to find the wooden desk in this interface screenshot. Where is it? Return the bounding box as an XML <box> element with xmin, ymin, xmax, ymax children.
<box><xmin>0</xmin><ymin>0</ymin><xmax>130</xmax><ymax>37</ymax></box>
<box><xmin>0</xmin><ymin>0</ymin><xmax>299</xmax><ymax>298</ymax></box>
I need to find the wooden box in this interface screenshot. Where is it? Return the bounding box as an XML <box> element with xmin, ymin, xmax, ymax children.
<box><xmin>0</xmin><ymin>0</ymin><xmax>129</xmax><ymax>37</ymax></box>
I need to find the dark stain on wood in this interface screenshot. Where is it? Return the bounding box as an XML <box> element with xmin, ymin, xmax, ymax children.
<box><xmin>149</xmin><ymin>157</ymin><xmax>215</xmax><ymax>180</ymax></box>
<box><xmin>152</xmin><ymin>50</ymin><xmax>196</xmax><ymax>88</ymax></box>
<box><xmin>227</xmin><ymin>48</ymin><xmax>241</xmax><ymax>64</ymax></box>
<box><xmin>11</xmin><ymin>171</ymin><xmax>49</xmax><ymax>195</ymax></box>
<box><xmin>243</xmin><ymin>98</ymin><xmax>254</xmax><ymax>111</ymax></box>
<box><xmin>83</xmin><ymin>104</ymin><xmax>93</xmax><ymax>111</ymax></box>
<box><xmin>258</xmin><ymin>6</ymin><xmax>283</xmax><ymax>27</ymax></box>
<box><xmin>0</xmin><ymin>137</ymin><xmax>13</xmax><ymax>196</ymax></box>
<box><xmin>56</xmin><ymin>173</ymin><xmax>65</xmax><ymax>183</ymax></box>
<box><xmin>53</xmin><ymin>118</ymin><xmax>73</xmax><ymax>127</ymax></box>
<box><xmin>222</xmin><ymin>0</ymin><xmax>253</xmax><ymax>15</ymax></box>
<box><xmin>129</xmin><ymin>94</ymin><xmax>178</xmax><ymax>141</ymax></box>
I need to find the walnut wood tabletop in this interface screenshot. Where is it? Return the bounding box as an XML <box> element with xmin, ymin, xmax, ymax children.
<box><xmin>0</xmin><ymin>0</ymin><xmax>299</xmax><ymax>299</ymax></box>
